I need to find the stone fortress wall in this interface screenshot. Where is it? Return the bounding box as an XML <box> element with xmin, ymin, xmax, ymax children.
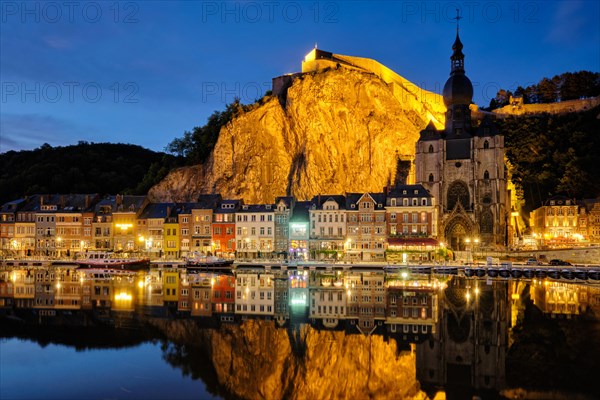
<box><xmin>273</xmin><ymin>49</ymin><xmax>447</xmax><ymax>130</ymax></box>
<box><xmin>493</xmin><ymin>95</ymin><xmax>600</xmax><ymax>116</ymax></box>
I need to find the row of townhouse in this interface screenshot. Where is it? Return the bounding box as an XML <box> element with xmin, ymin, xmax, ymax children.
<box><xmin>0</xmin><ymin>185</ymin><xmax>441</xmax><ymax>261</ymax></box>
<box><xmin>530</xmin><ymin>195</ymin><xmax>600</xmax><ymax>247</ymax></box>
<box><xmin>0</xmin><ymin>266</ymin><xmax>439</xmax><ymax>339</ymax></box>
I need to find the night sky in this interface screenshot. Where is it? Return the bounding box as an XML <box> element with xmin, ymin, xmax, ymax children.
<box><xmin>1</xmin><ymin>1</ymin><xmax>598</xmax><ymax>153</ymax></box>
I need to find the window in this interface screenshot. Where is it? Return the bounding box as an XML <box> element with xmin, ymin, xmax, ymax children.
<box><xmin>429</xmin><ymin>173</ymin><xmax>434</xmax><ymax>182</ymax></box>
<box><xmin>483</xmin><ymin>140</ymin><xmax>489</xmax><ymax>149</ymax></box>
<box><xmin>447</xmin><ymin>181</ymin><xmax>470</xmax><ymax>211</ymax></box>
<box><xmin>483</xmin><ymin>170</ymin><xmax>490</xmax><ymax>180</ymax></box>
<box><xmin>428</xmin><ymin>144</ymin><xmax>434</xmax><ymax>153</ymax></box>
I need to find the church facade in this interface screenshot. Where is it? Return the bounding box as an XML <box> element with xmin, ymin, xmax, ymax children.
<box><xmin>414</xmin><ymin>30</ymin><xmax>508</xmax><ymax>251</ymax></box>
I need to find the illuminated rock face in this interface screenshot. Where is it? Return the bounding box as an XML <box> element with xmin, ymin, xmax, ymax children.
<box><xmin>150</xmin><ymin>66</ymin><xmax>446</xmax><ymax>203</ymax></box>
<box><xmin>152</xmin><ymin>319</ymin><xmax>425</xmax><ymax>400</ymax></box>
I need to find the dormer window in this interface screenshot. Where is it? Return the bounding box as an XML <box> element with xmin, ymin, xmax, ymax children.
<box><xmin>243</xmin><ymin>205</ymin><xmax>248</xmax><ymax>210</ymax></box>
<box><xmin>266</xmin><ymin>205</ymin><xmax>271</xmax><ymax>210</ymax></box>
<box><xmin>351</xmin><ymin>204</ymin><xmax>355</xmax><ymax>209</ymax></box>
<box><xmin>414</xmin><ymin>190</ymin><xmax>418</xmax><ymax>194</ymax></box>
<box><xmin>390</xmin><ymin>199</ymin><xmax>396</xmax><ymax>206</ymax></box>
<box><xmin>402</xmin><ymin>190</ymin><xmax>407</xmax><ymax>195</ymax></box>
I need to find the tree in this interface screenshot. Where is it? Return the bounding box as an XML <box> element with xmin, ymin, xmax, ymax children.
<box><xmin>166</xmin><ymin>98</ymin><xmax>249</xmax><ymax>165</ymax></box>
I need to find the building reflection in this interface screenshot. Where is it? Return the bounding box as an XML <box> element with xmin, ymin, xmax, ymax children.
<box><xmin>1</xmin><ymin>263</ymin><xmax>598</xmax><ymax>399</ymax></box>
<box><xmin>416</xmin><ymin>279</ymin><xmax>508</xmax><ymax>398</ymax></box>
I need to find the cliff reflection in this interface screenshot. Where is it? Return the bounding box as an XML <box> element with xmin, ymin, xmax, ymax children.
<box><xmin>153</xmin><ymin>319</ymin><xmax>422</xmax><ymax>400</ymax></box>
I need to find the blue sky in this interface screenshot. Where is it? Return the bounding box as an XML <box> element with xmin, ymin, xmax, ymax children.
<box><xmin>1</xmin><ymin>1</ymin><xmax>598</xmax><ymax>153</ymax></box>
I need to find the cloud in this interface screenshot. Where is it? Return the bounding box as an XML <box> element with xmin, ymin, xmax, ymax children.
<box><xmin>0</xmin><ymin>113</ymin><xmax>85</xmax><ymax>153</ymax></box>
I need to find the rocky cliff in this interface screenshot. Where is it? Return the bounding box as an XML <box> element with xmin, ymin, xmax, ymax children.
<box><xmin>152</xmin><ymin>318</ymin><xmax>426</xmax><ymax>400</ymax></box>
<box><xmin>149</xmin><ymin>64</ymin><xmax>446</xmax><ymax>203</ymax></box>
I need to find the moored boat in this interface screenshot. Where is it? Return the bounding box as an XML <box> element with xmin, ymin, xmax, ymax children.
<box><xmin>561</xmin><ymin>269</ymin><xmax>575</xmax><ymax>280</ymax></box>
<box><xmin>511</xmin><ymin>269</ymin><xmax>523</xmax><ymax>279</ymax></box>
<box><xmin>75</xmin><ymin>252</ymin><xmax>149</xmax><ymax>270</ymax></box>
<box><xmin>588</xmin><ymin>270</ymin><xmax>600</xmax><ymax>280</ymax></box>
<box><xmin>498</xmin><ymin>268</ymin><xmax>511</xmax><ymax>278</ymax></box>
<box><xmin>185</xmin><ymin>255</ymin><xmax>234</xmax><ymax>269</ymax></box>
<box><xmin>487</xmin><ymin>268</ymin><xmax>499</xmax><ymax>278</ymax></box>
<box><xmin>548</xmin><ymin>269</ymin><xmax>561</xmax><ymax>279</ymax></box>
<box><xmin>575</xmin><ymin>270</ymin><xmax>588</xmax><ymax>280</ymax></box>
<box><xmin>535</xmin><ymin>269</ymin><xmax>547</xmax><ymax>279</ymax></box>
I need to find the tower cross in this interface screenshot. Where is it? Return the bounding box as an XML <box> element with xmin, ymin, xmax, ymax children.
<box><xmin>453</xmin><ymin>9</ymin><xmax>462</xmax><ymax>32</ymax></box>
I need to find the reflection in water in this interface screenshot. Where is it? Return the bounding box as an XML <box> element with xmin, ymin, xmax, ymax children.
<box><xmin>1</xmin><ymin>265</ymin><xmax>599</xmax><ymax>399</ymax></box>
<box><xmin>417</xmin><ymin>279</ymin><xmax>508</xmax><ymax>399</ymax></box>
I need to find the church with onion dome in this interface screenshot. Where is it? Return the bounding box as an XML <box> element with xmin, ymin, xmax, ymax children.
<box><xmin>414</xmin><ymin>23</ymin><xmax>509</xmax><ymax>251</ymax></box>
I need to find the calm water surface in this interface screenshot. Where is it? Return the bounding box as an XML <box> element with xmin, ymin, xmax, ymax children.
<box><xmin>1</xmin><ymin>269</ymin><xmax>599</xmax><ymax>400</ymax></box>
<box><xmin>0</xmin><ymin>338</ymin><xmax>217</xmax><ymax>400</ymax></box>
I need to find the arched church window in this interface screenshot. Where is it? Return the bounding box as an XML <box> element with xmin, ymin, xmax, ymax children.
<box><xmin>428</xmin><ymin>144</ymin><xmax>434</xmax><ymax>153</ymax></box>
<box><xmin>447</xmin><ymin>181</ymin><xmax>470</xmax><ymax>211</ymax></box>
<box><xmin>429</xmin><ymin>173</ymin><xmax>434</xmax><ymax>182</ymax></box>
<box><xmin>483</xmin><ymin>140</ymin><xmax>489</xmax><ymax>149</ymax></box>
<box><xmin>483</xmin><ymin>170</ymin><xmax>490</xmax><ymax>180</ymax></box>
<box><xmin>480</xmin><ymin>210</ymin><xmax>493</xmax><ymax>234</ymax></box>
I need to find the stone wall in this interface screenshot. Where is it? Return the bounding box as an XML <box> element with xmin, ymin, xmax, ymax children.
<box><xmin>493</xmin><ymin>96</ymin><xmax>600</xmax><ymax>116</ymax></box>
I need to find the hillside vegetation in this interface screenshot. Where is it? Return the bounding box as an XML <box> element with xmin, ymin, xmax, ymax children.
<box><xmin>501</xmin><ymin>104</ymin><xmax>600</xmax><ymax>213</ymax></box>
<box><xmin>0</xmin><ymin>142</ymin><xmax>182</xmax><ymax>204</ymax></box>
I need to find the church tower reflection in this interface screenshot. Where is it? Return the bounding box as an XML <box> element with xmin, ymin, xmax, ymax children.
<box><xmin>416</xmin><ymin>277</ymin><xmax>509</xmax><ymax>397</ymax></box>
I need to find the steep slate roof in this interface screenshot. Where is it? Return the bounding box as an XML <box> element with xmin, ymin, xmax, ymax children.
<box><xmin>345</xmin><ymin>193</ymin><xmax>386</xmax><ymax>210</ymax></box>
<box><xmin>138</xmin><ymin>202</ymin><xmax>175</xmax><ymax>219</ymax></box>
<box><xmin>95</xmin><ymin>195</ymin><xmax>147</xmax><ymax>214</ymax></box>
<box><xmin>275</xmin><ymin>196</ymin><xmax>295</xmax><ymax>209</ymax></box>
<box><xmin>33</xmin><ymin>194</ymin><xmax>99</xmax><ymax>213</ymax></box>
<box><xmin>0</xmin><ymin>198</ymin><xmax>25</xmax><ymax>214</ymax></box>
<box><xmin>239</xmin><ymin>204</ymin><xmax>275</xmax><ymax>213</ymax></box>
<box><xmin>542</xmin><ymin>194</ymin><xmax>576</xmax><ymax>207</ymax></box>
<box><xmin>196</xmin><ymin>194</ymin><xmax>223</xmax><ymax>209</ymax></box>
<box><xmin>309</xmin><ymin>194</ymin><xmax>346</xmax><ymax>209</ymax></box>
<box><xmin>387</xmin><ymin>184</ymin><xmax>433</xmax><ymax>199</ymax></box>
<box><xmin>16</xmin><ymin>195</ymin><xmax>43</xmax><ymax>213</ymax></box>
<box><xmin>215</xmin><ymin>199</ymin><xmax>243</xmax><ymax>214</ymax></box>
<box><xmin>289</xmin><ymin>201</ymin><xmax>311</xmax><ymax>223</ymax></box>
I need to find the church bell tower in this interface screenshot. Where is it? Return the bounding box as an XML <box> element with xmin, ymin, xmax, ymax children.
<box><xmin>414</xmin><ymin>14</ymin><xmax>508</xmax><ymax>252</ymax></box>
